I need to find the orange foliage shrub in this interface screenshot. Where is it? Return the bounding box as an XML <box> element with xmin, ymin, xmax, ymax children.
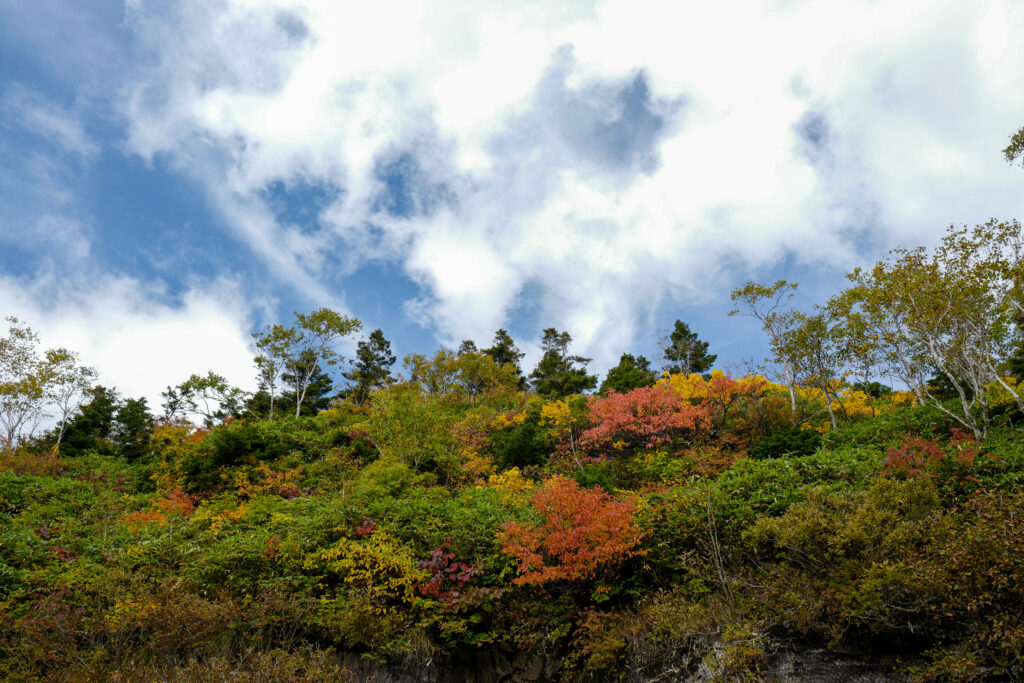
<box><xmin>499</xmin><ymin>477</ymin><xmax>645</xmax><ymax>585</ymax></box>
<box><xmin>122</xmin><ymin>488</ymin><xmax>194</xmax><ymax>531</ymax></box>
<box><xmin>155</xmin><ymin>487</ymin><xmax>195</xmax><ymax>516</ymax></box>
<box><xmin>0</xmin><ymin>451</ymin><xmax>62</xmax><ymax>477</ymax></box>
<box><xmin>580</xmin><ymin>385</ymin><xmax>711</xmax><ymax>455</ymax></box>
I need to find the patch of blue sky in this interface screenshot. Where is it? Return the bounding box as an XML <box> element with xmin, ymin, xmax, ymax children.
<box><xmin>336</xmin><ymin>260</ymin><xmax>432</xmax><ymax>361</ymax></box>
<box><xmin>83</xmin><ymin>153</ymin><xmax>253</xmax><ymax>289</ymax></box>
<box><xmin>259</xmin><ymin>178</ymin><xmax>339</xmax><ymax>232</ymax></box>
<box><xmin>371</xmin><ymin>152</ymin><xmax>454</xmax><ymax>219</ymax></box>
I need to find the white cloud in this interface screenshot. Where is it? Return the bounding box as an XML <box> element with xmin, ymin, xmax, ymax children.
<box><xmin>0</xmin><ymin>273</ymin><xmax>258</xmax><ymax>411</ymax></box>
<box><xmin>119</xmin><ymin>0</ymin><xmax>1024</xmax><ymax>370</ymax></box>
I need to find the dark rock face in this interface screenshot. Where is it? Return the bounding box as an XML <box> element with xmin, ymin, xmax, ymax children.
<box><xmin>338</xmin><ymin>647</ymin><xmax>560</xmax><ymax>682</ymax></box>
<box><xmin>337</xmin><ymin>644</ymin><xmax>908</xmax><ymax>682</ymax></box>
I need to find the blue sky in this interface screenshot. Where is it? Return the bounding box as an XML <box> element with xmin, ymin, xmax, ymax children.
<box><xmin>2</xmin><ymin>0</ymin><xmax>1024</xmax><ymax>407</ymax></box>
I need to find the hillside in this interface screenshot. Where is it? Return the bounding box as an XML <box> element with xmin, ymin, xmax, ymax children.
<box><xmin>2</xmin><ymin>370</ymin><xmax>1024</xmax><ymax>681</ymax></box>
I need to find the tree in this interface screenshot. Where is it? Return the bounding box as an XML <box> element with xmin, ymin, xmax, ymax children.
<box><xmin>366</xmin><ymin>382</ymin><xmax>459</xmax><ymax>476</ymax></box>
<box><xmin>581</xmin><ymin>385</ymin><xmax>711</xmax><ymax>455</ymax></box>
<box><xmin>780</xmin><ymin>310</ymin><xmax>845</xmax><ymax>429</ymax></box>
<box><xmin>1004</xmin><ymin>125</ymin><xmax>1024</xmax><ymax>166</ymax></box>
<box><xmin>162</xmin><ymin>371</ymin><xmax>250</xmax><ymax>425</ymax></box>
<box><xmin>249</xmin><ymin>308</ymin><xmax>360</xmax><ymax>418</ymax></box>
<box><xmin>344</xmin><ymin>329</ymin><xmax>397</xmax><ymax>403</ymax></box>
<box><xmin>1007</xmin><ymin>310</ymin><xmax>1024</xmax><ymax>382</ymax></box>
<box><xmin>661</xmin><ymin>320</ymin><xmax>717</xmax><ymax>376</ymax></box>
<box><xmin>0</xmin><ymin>317</ymin><xmax>95</xmax><ymax>450</ymax></box>
<box><xmin>113</xmin><ymin>397</ymin><xmax>154</xmax><ymax>461</ymax></box>
<box><xmin>483</xmin><ymin>329</ymin><xmax>525</xmax><ymax>386</ymax></box>
<box><xmin>498</xmin><ymin>477</ymin><xmax>645</xmax><ymax>585</ymax></box>
<box><xmin>281</xmin><ymin>351</ymin><xmax>334</xmax><ymax>416</ymax></box>
<box><xmin>58</xmin><ymin>386</ymin><xmax>120</xmax><ymax>457</ymax></box>
<box><xmin>600</xmin><ymin>353</ymin><xmax>657</xmax><ymax>394</ymax></box>
<box><xmin>0</xmin><ymin>317</ymin><xmax>47</xmax><ymax>449</ymax></box>
<box><xmin>528</xmin><ymin>328</ymin><xmax>597</xmax><ymax>398</ymax></box>
<box><xmin>730</xmin><ymin>281</ymin><xmax>801</xmax><ymax>412</ymax></box>
<box><xmin>841</xmin><ymin>221</ymin><xmax>1024</xmax><ymax>438</ymax></box>
<box><xmin>404</xmin><ymin>347</ymin><xmax>521</xmax><ymax>406</ymax></box>
<box><xmin>251</xmin><ymin>323</ymin><xmax>297</xmax><ymax>419</ymax></box>
<box><xmin>291</xmin><ymin>308</ymin><xmax>361</xmax><ymax>417</ymax></box>
<box><xmin>40</xmin><ymin>347</ymin><xmax>97</xmax><ymax>453</ymax></box>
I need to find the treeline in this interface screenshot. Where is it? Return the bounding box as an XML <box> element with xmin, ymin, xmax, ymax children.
<box><xmin>3</xmin><ymin>215</ymin><xmax>1023</xmax><ymax>459</ymax></box>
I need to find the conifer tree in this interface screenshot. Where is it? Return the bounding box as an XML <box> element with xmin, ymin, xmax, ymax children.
<box><xmin>344</xmin><ymin>329</ymin><xmax>397</xmax><ymax>403</ymax></box>
<box><xmin>529</xmin><ymin>328</ymin><xmax>597</xmax><ymax>397</ymax></box>
<box><xmin>600</xmin><ymin>353</ymin><xmax>658</xmax><ymax>394</ymax></box>
<box><xmin>483</xmin><ymin>328</ymin><xmax>526</xmax><ymax>387</ymax></box>
<box><xmin>662</xmin><ymin>320</ymin><xmax>717</xmax><ymax>377</ymax></box>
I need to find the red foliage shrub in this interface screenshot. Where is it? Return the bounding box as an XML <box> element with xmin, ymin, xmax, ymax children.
<box><xmin>155</xmin><ymin>488</ymin><xmax>195</xmax><ymax>516</ymax></box>
<box><xmin>498</xmin><ymin>477</ymin><xmax>645</xmax><ymax>585</ymax></box>
<box><xmin>885</xmin><ymin>432</ymin><xmax>983</xmax><ymax>480</ymax></box>
<box><xmin>418</xmin><ymin>542</ymin><xmax>502</xmax><ymax>612</ymax></box>
<box><xmin>884</xmin><ymin>435</ymin><xmax>946</xmax><ymax>477</ymax></box>
<box><xmin>580</xmin><ymin>385</ymin><xmax>711</xmax><ymax>454</ymax></box>
<box><xmin>354</xmin><ymin>519</ymin><xmax>378</xmax><ymax>537</ymax></box>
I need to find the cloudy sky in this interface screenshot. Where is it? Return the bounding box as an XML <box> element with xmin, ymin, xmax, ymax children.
<box><xmin>2</xmin><ymin>0</ymin><xmax>1023</xmax><ymax>407</ymax></box>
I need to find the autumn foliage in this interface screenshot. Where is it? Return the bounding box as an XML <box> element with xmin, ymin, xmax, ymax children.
<box><xmin>499</xmin><ymin>477</ymin><xmax>645</xmax><ymax>585</ymax></box>
<box><xmin>580</xmin><ymin>385</ymin><xmax>711</xmax><ymax>454</ymax></box>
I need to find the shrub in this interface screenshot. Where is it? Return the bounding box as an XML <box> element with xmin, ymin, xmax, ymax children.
<box><xmin>581</xmin><ymin>385</ymin><xmax>711</xmax><ymax>456</ymax></box>
<box><xmin>749</xmin><ymin>427</ymin><xmax>821</xmax><ymax>459</ymax></box>
<box><xmin>499</xmin><ymin>477</ymin><xmax>645</xmax><ymax>585</ymax></box>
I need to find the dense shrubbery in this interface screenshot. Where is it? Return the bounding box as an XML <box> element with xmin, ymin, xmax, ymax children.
<box><xmin>2</xmin><ymin>373</ymin><xmax>1024</xmax><ymax>680</ymax></box>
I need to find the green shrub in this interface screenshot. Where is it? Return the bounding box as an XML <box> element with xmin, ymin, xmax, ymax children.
<box><xmin>749</xmin><ymin>427</ymin><xmax>822</xmax><ymax>459</ymax></box>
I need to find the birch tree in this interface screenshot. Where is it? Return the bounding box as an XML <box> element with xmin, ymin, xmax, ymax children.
<box><xmin>843</xmin><ymin>221</ymin><xmax>1024</xmax><ymax>438</ymax></box>
<box><xmin>729</xmin><ymin>281</ymin><xmax>801</xmax><ymax>412</ymax></box>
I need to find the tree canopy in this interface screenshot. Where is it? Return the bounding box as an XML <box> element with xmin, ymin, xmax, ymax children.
<box><xmin>528</xmin><ymin>328</ymin><xmax>597</xmax><ymax>398</ymax></box>
<box><xmin>661</xmin><ymin>320</ymin><xmax>717</xmax><ymax>376</ymax></box>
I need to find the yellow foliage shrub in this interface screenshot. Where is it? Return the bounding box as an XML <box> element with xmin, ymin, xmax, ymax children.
<box><xmin>487</xmin><ymin>467</ymin><xmax>535</xmax><ymax>504</ymax></box>
<box><xmin>891</xmin><ymin>390</ymin><xmax>918</xmax><ymax>407</ymax></box>
<box><xmin>460</xmin><ymin>447</ymin><xmax>495</xmax><ymax>482</ymax></box>
<box><xmin>304</xmin><ymin>532</ymin><xmax>426</xmax><ymax>611</ymax></box>
<box><xmin>192</xmin><ymin>502</ymin><xmax>250</xmax><ymax>535</ymax></box>
<box><xmin>234</xmin><ymin>463</ymin><xmax>304</xmax><ymax>499</ymax></box>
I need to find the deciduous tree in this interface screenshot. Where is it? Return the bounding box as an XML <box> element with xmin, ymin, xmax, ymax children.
<box><xmin>580</xmin><ymin>384</ymin><xmax>711</xmax><ymax>455</ymax></box>
<box><xmin>842</xmin><ymin>221</ymin><xmax>1024</xmax><ymax>438</ymax></box>
<box><xmin>499</xmin><ymin>477</ymin><xmax>645</xmax><ymax>585</ymax></box>
<box><xmin>162</xmin><ymin>371</ymin><xmax>249</xmax><ymax>426</ymax></box>
<box><xmin>40</xmin><ymin>347</ymin><xmax>97</xmax><ymax>452</ymax></box>
<box><xmin>730</xmin><ymin>281</ymin><xmax>801</xmax><ymax>412</ymax></box>
<box><xmin>291</xmin><ymin>308</ymin><xmax>361</xmax><ymax>417</ymax></box>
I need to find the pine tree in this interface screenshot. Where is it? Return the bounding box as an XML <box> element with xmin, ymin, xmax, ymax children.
<box><xmin>529</xmin><ymin>328</ymin><xmax>597</xmax><ymax>397</ymax></box>
<box><xmin>344</xmin><ymin>329</ymin><xmax>397</xmax><ymax>403</ymax></box>
<box><xmin>662</xmin><ymin>320</ymin><xmax>717</xmax><ymax>376</ymax></box>
<box><xmin>59</xmin><ymin>386</ymin><xmax>120</xmax><ymax>457</ymax></box>
<box><xmin>113</xmin><ymin>397</ymin><xmax>154</xmax><ymax>461</ymax></box>
<box><xmin>600</xmin><ymin>354</ymin><xmax>658</xmax><ymax>394</ymax></box>
<box><xmin>483</xmin><ymin>329</ymin><xmax>526</xmax><ymax>387</ymax></box>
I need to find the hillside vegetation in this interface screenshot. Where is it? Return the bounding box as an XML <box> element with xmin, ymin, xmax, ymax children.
<box><xmin>3</xmin><ymin>209</ymin><xmax>1024</xmax><ymax>679</ymax></box>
